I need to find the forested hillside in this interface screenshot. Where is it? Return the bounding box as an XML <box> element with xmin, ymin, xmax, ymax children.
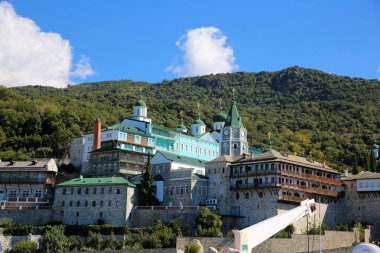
<box><xmin>0</xmin><ymin>66</ymin><xmax>379</xmax><ymax>171</ymax></box>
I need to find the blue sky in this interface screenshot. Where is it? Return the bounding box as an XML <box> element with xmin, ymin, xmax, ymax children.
<box><xmin>2</xmin><ymin>0</ymin><xmax>380</xmax><ymax>86</ymax></box>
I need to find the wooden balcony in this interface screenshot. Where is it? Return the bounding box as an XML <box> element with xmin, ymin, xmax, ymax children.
<box><xmin>231</xmin><ymin>170</ymin><xmax>278</xmax><ymax>178</ymax></box>
<box><xmin>0</xmin><ymin>178</ymin><xmax>56</xmax><ymax>184</ymax></box>
<box><xmin>278</xmin><ymin>195</ymin><xmax>306</xmax><ymax>203</ymax></box>
<box><xmin>280</xmin><ymin>170</ymin><xmax>341</xmax><ymax>186</ymax></box>
<box><xmin>281</xmin><ymin>183</ymin><xmax>338</xmax><ymax>197</ymax></box>
<box><xmin>230</xmin><ymin>182</ymin><xmax>278</xmax><ymax>190</ymax></box>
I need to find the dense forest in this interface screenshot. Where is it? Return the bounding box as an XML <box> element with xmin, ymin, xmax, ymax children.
<box><xmin>0</xmin><ymin>66</ymin><xmax>379</xmax><ymax>172</ymax></box>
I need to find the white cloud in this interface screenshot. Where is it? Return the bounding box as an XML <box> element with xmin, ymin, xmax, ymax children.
<box><xmin>0</xmin><ymin>2</ymin><xmax>93</xmax><ymax>88</ymax></box>
<box><xmin>167</xmin><ymin>26</ymin><xmax>238</xmax><ymax>77</ymax></box>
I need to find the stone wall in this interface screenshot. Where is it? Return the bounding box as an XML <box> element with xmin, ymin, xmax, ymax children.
<box><xmin>132</xmin><ymin>208</ymin><xmax>200</xmax><ymax>233</ymax></box>
<box><xmin>53</xmin><ymin>184</ymin><xmax>135</xmax><ymax>226</ymax></box>
<box><xmin>176</xmin><ymin>231</ymin><xmax>356</xmax><ymax>253</ymax></box>
<box><xmin>0</xmin><ymin>209</ymin><xmax>52</xmax><ymax>225</ymax></box>
<box><xmin>0</xmin><ymin>235</ymin><xmax>42</xmax><ymax>251</ymax></box>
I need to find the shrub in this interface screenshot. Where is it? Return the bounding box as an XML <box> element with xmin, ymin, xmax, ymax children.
<box><xmin>67</xmin><ymin>235</ymin><xmax>84</xmax><ymax>251</ymax></box>
<box><xmin>13</xmin><ymin>240</ymin><xmax>38</xmax><ymax>253</ymax></box>
<box><xmin>169</xmin><ymin>220</ymin><xmax>183</xmax><ymax>237</ymax></box>
<box><xmin>43</xmin><ymin>226</ymin><xmax>69</xmax><ymax>253</ymax></box>
<box><xmin>102</xmin><ymin>232</ymin><xmax>121</xmax><ymax>250</ymax></box>
<box><xmin>86</xmin><ymin>231</ymin><xmax>103</xmax><ymax>250</ymax></box>
<box><xmin>185</xmin><ymin>241</ymin><xmax>201</xmax><ymax>253</ymax></box>
<box><xmin>196</xmin><ymin>207</ymin><xmax>223</xmax><ymax>237</ymax></box>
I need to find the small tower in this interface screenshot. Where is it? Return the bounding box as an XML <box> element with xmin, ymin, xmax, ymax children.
<box><xmin>132</xmin><ymin>99</ymin><xmax>149</xmax><ymax>122</ymax></box>
<box><xmin>191</xmin><ymin>119</ymin><xmax>206</xmax><ymax>136</ymax></box>
<box><xmin>213</xmin><ymin>112</ymin><xmax>227</xmax><ymax>131</ymax></box>
<box><xmin>220</xmin><ymin>97</ymin><xmax>248</xmax><ymax>156</ymax></box>
<box><xmin>191</xmin><ymin>103</ymin><xmax>206</xmax><ymax>136</ymax></box>
<box><xmin>176</xmin><ymin>111</ymin><xmax>188</xmax><ymax>133</ymax></box>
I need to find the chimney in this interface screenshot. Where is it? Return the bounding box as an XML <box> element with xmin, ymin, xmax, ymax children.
<box><xmin>323</xmin><ymin>160</ymin><xmax>327</xmax><ymax>168</ymax></box>
<box><xmin>80</xmin><ymin>175</ymin><xmax>83</xmax><ymax>181</ymax></box>
<box><xmin>9</xmin><ymin>160</ymin><xmax>15</xmax><ymax>165</ymax></box>
<box><xmin>32</xmin><ymin>159</ymin><xmax>38</xmax><ymax>165</ymax></box>
<box><xmin>93</xmin><ymin>118</ymin><xmax>101</xmax><ymax>150</ymax></box>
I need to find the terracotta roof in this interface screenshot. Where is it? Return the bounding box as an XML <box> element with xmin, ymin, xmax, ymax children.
<box><xmin>341</xmin><ymin>171</ymin><xmax>380</xmax><ymax>181</ymax></box>
<box><xmin>206</xmin><ymin>155</ymin><xmax>243</xmax><ymax>164</ymax></box>
<box><xmin>233</xmin><ymin>149</ymin><xmax>339</xmax><ymax>174</ymax></box>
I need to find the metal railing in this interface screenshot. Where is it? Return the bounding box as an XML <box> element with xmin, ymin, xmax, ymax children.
<box><xmin>230</xmin><ymin>182</ymin><xmax>278</xmax><ymax>190</ymax></box>
<box><xmin>134</xmin><ymin>205</ymin><xmax>216</xmax><ymax>211</ymax></box>
<box><xmin>278</xmin><ymin>195</ymin><xmax>306</xmax><ymax>203</ymax></box>
<box><xmin>231</xmin><ymin>170</ymin><xmax>278</xmax><ymax>178</ymax></box>
<box><xmin>0</xmin><ymin>178</ymin><xmax>56</xmax><ymax>184</ymax></box>
<box><xmin>280</xmin><ymin>183</ymin><xmax>338</xmax><ymax>197</ymax></box>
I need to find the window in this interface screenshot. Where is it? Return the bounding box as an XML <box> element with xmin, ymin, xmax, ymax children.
<box><xmin>203</xmin><ymin>187</ymin><xmax>207</xmax><ymax>196</ymax></box>
<box><xmin>185</xmin><ymin>185</ymin><xmax>189</xmax><ymax>194</ymax></box>
<box><xmin>62</xmin><ymin>189</ymin><xmax>66</xmax><ymax>195</ymax></box>
<box><xmin>116</xmin><ymin>188</ymin><xmax>121</xmax><ymax>194</ymax></box>
<box><xmin>70</xmin><ymin>188</ymin><xmax>74</xmax><ymax>195</ymax></box>
<box><xmin>35</xmin><ymin>190</ymin><xmax>42</xmax><ymax>198</ymax></box>
<box><xmin>170</xmin><ymin>187</ymin><xmax>173</xmax><ymax>195</ymax></box>
<box><xmin>93</xmin><ymin>188</ymin><xmax>97</xmax><ymax>194</ymax></box>
<box><xmin>92</xmin><ymin>201</ymin><xmax>96</xmax><ymax>207</ymax></box>
<box><xmin>101</xmin><ymin>188</ymin><xmax>104</xmax><ymax>194</ymax></box>
<box><xmin>69</xmin><ymin>201</ymin><xmax>73</xmax><ymax>207</ymax></box>
<box><xmin>61</xmin><ymin>201</ymin><xmax>65</xmax><ymax>207</ymax></box>
<box><xmin>85</xmin><ymin>201</ymin><xmax>88</xmax><ymax>207</ymax></box>
<box><xmin>99</xmin><ymin>212</ymin><xmax>103</xmax><ymax>218</ymax></box>
<box><xmin>236</xmin><ymin>192</ymin><xmax>240</xmax><ymax>200</ymax></box>
<box><xmin>245</xmin><ymin>192</ymin><xmax>249</xmax><ymax>199</ymax></box>
<box><xmin>175</xmin><ymin>186</ymin><xmax>178</xmax><ymax>195</ymax></box>
<box><xmin>194</xmin><ymin>186</ymin><xmax>197</xmax><ymax>195</ymax></box>
<box><xmin>76</xmin><ymin>201</ymin><xmax>80</xmax><ymax>207</ymax></box>
<box><xmin>61</xmin><ymin>211</ymin><xmax>64</xmax><ymax>217</ymax></box>
<box><xmin>199</xmin><ymin>186</ymin><xmax>202</xmax><ymax>195</ymax></box>
<box><xmin>100</xmin><ymin>201</ymin><xmax>104</xmax><ymax>207</ymax></box>
<box><xmin>109</xmin><ymin>188</ymin><xmax>112</xmax><ymax>194</ymax></box>
<box><xmin>85</xmin><ymin>188</ymin><xmax>89</xmax><ymax>194</ymax></box>
<box><xmin>76</xmin><ymin>212</ymin><xmax>79</xmax><ymax>217</ymax></box>
<box><xmin>78</xmin><ymin>188</ymin><xmax>81</xmax><ymax>195</ymax></box>
<box><xmin>108</xmin><ymin>200</ymin><xmax>112</xmax><ymax>207</ymax></box>
<box><xmin>180</xmin><ymin>186</ymin><xmax>184</xmax><ymax>195</ymax></box>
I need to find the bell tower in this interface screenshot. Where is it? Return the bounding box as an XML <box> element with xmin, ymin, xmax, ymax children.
<box><xmin>220</xmin><ymin>95</ymin><xmax>248</xmax><ymax>156</ymax></box>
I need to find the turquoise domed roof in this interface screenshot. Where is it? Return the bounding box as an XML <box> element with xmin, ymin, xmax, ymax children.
<box><xmin>194</xmin><ymin>119</ymin><xmax>205</xmax><ymax>125</ymax></box>
<box><xmin>177</xmin><ymin>124</ymin><xmax>187</xmax><ymax>131</ymax></box>
<box><xmin>135</xmin><ymin>100</ymin><xmax>146</xmax><ymax>107</ymax></box>
<box><xmin>213</xmin><ymin>112</ymin><xmax>227</xmax><ymax>122</ymax></box>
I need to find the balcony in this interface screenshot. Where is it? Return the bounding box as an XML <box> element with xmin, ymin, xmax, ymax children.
<box><xmin>0</xmin><ymin>178</ymin><xmax>56</xmax><ymax>184</ymax></box>
<box><xmin>230</xmin><ymin>182</ymin><xmax>278</xmax><ymax>190</ymax></box>
<box><xmin>231</xmin><ymin>169</ymin><xmax>278</xmax><ymax>178</ymax></box>
<box><xmin>280</xmin><ymin>170</ymin><xmax>341</xmax><ymax>186</ymax></box>
<box><xmin>4</xmin><ymin>197</ymin><xmax>50</xmax><ymax>203</ymax></box>
<box><xmin>281</xmin><ymin>183</ymin><xmax>338</xmax><ymax>197</ymax></box>
<box><xmin>278</xmin><ymin>195</ymin><xmax>306</xmax><ymax>203</ymax></box>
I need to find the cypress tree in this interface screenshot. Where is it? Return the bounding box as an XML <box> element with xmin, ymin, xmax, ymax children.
<box><xmin>364</xmin><ymin>153</ymin><xmax>370</xmax><ymax>171</ymax></box>
<box><xmin>352</xmin><ymin>153</ymin><xmax>358</xmax><ymax>175</ymax></box>
<box><xmin>370</xmin><ymin>150</ymin><xmax>377</xmax><ymax>172</ymax></box>
<box><xmin>140</xmin><ymin>153</ymin><xmax>158</xmax><ymax>206</ymax></box>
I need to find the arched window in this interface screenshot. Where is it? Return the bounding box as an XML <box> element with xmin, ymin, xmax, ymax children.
<box><xmin>76</xmin><ymin>201</ymin><xmax>80</xmax><ymax>207</ymax></box>
<box><xmin>85</xmin><ymin>201</ymin><xmax>88</xmax><ymax>207</ymax></box>
<box><xmin>108</xmin><ymin>200</ymin><xmax>112</xmax><ymax>207</ymax></box>
<box><xmin>69</xmin><ymin>201</ymin><xmax>73</xmax><ymax>207</ymax></box>
<box><xmin>61</xmin><ymin>201</ymin><xmax>65</xmax><ymax>207</ymax></box>
<box><xmin>236</xmin><ymin>192</ymin><xmax>240</xmax><ymax>200</ymax></box>
<box><xmin>100</xmin><ymin>201</ymin><xmax>104</xmax><ymax>207</ymax></box>
<box><xmin>245</xmin><ymin>192</ymin><xmax>249</xmax><ymax>199</ymax></box>
<box><xmin>92</xmin><ymin>201</ymin><xmax>96</xmax><ymax>207</ymax></box>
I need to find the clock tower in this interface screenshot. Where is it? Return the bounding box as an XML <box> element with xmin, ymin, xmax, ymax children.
<box><xmin>221</xmin><ymin>101</ymin><xmax>248</xmax><ymax>156</ymax></box>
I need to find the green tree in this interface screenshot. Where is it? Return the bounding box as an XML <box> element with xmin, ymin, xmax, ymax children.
<box><xmin>185</xmin><ymin>240</ymin><xmax>201</xmax><ymax>253</ymax></box>
<box><xmin>86</xmin><ymin>231</ymin><xmax>103</xmax><ymax>250</ymax></box>
<box><xmin>43</xmin><ymin>226</ymin><xmax>69</xmax><ymax>253</ymax></box>
<box><xmin>14</xmin><ymin>239</ymin><xmax>38</xmax><ymax>253</ymax></box>
<box><xmin>352</xmin><ymin>153</ymin><xmax>358</xmax><ymax>175</ymax></box>
<box><xmin>102</xmin><ymin>232</ymin><xmax>120</xmax><ymax>250</ymax></box>
<box><xmin>370</xmin><ymin>150</ymin><xmax>377</xmax><ymax>172</ymax></box>
<box><xmin>364</xmin><ymin>153</ymin><xmax>370</xmax><ymax>171</ymax></box>
<box><xmin>195</xmin><ymin>207</ymin><xmax>223</xmax><ymax>237</ymax></box>
<box><xmin>140</xmin><ymin>154</ymin><xmax>158</xmax><ymax>206</ymax></box>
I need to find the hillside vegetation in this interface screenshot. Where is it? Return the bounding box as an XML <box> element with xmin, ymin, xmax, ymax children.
<box><xmin>0</xmin><ymin>66</ymin><xmax>379</xmax><ymax>171</ymax></box>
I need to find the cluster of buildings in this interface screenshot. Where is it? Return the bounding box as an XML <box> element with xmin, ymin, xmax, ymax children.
<box><xmin>1</xmin><ymin>97</ymin><xmax>380</xmax><ymax>238</ymax></box>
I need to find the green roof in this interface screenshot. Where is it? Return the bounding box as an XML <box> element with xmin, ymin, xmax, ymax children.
<box><xmin>224</xmin><ymin>102</ymin><xmax>244</xmax><ymax>128</ymax></box>
<box><xmin>57</xmin><ymin>176</ymin><xmax>135</xmax><ymax>187</ymax></box>
<box><xmin>194</xmin><ymin>119</ymin><xmax>205</xmax><ymax>125</ymax></box>
<box><xmin>157</xmin><ymin>151</ymin><xmax>206</xmax><ymax>167</ymax></box>
<box><xmin>177</xmin><ymin>124</ymin><xmax>187</xmax><ymax>131</ymax></box>
<box><xmin>135</xmin><ymin>100</ymin><xmax>146</xmax><ymax>107</ymax></box>
<box><xmin>108</xmin><ymin>123</ymin><xmax>148</xmax><ymax>137</ymax></box>
<box><xmin>213</xmin><ymin>112</ymin><xmax>227</xmax><ymax>122</ymax></box>
<box><xmin>248</xmin><ymin>146</ymin><xmax>264</xmax><ymax>154</ymax></box>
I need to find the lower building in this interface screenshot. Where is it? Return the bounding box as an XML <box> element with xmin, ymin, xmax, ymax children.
<box><xmin>0</xmin><ymin>159</ymin><xmax>58</xmax><ymax>210</ymax></box>
<box><xmin>53</xmin><ymin>176</ymin><xmax>136</xmax><ymax>226</ymax></box>
<box><xmin>151</xmin><ymin>151</ymin><xmax>208</xmax><ymax>206</ymax></box>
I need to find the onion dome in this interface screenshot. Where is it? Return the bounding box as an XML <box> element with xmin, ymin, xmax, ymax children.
<box><xmin>135</xmin><ymin>100</ymin><xmax>146</xmax><ymax>107</ymax></box>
